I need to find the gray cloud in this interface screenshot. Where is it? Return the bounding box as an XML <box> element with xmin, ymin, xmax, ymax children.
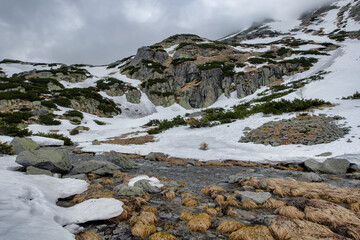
<box><xmin>0</xmin><ymin>0</ymin><xmax>335</xmax><ymax>65</ymax></box>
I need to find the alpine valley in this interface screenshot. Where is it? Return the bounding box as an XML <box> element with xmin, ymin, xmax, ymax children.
<box><xmin>1</xmin><ymin>0</ymin><xmax>360</xmax><ymax>240</ymax></box>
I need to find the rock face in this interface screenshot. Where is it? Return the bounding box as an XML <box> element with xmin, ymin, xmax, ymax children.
<box><xmin>114</xmin><ymin>185</ymin><xmax>145</xmax><ymax>197</ymax></box>
<box><xmin>16</xmin><ymin>149</ymin><xmax>71</xmax><ymax>173</ymax></box>
<box><xmin>71</xmin><ymin>160</ymin><xmax>120</xmax><ymax>175</ymax></box>
<box><xmin>236</xmin><ymin>191</ymin><xmax>271</xmax><ymax>204</ymax></box>
<box><xmin>320</xmin><ymin>158</ymin><xmax>350</xmax><ymax>174</ymax></box>
<box><xmin>108</xmin><ymin>151</ymin><xmax>139</xmax><ymax>171</ymax></box>
<box><xmin>305</xmin><ymin>158</ymin><xmax>350</xmax><ymax>174</ymax></box>
<box><xmin>10</xmin><ymin>137</ymin><xmax>40</xmax><ymax>154</ymax></box>
<box><xmin>134</xmin><ymin>180</ymin><xmax>161</xmax><ymax>193</ymax></box>
<box><xmin>26</xmin><ymin>166</ymin><xmax>52</xmax><ymax>176</ymax></box>
<box><xmin>145</xmin><ymin>152</ymin><xmax>166</xmax><ymax>161</ymax></box>
<box><xmin>120</xmin><ymin>34</ymin><xmax>307</xmax><ymax>109</ymax></box>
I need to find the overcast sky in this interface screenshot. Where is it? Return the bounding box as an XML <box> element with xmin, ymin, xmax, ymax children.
<box><xmin>0</xmin><ymin>0</ymin><xmax>335</xmax><ymax>65</ymax></box>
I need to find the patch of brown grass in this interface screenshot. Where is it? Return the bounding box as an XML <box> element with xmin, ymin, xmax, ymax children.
<box><xmin>350</xmin><ymin>201</ymin><xmax>360</xmax><ymax>212</ymax></box>
<box><xmin>227</xmin><ymin>195</ymin><xmax>240</xmax><ymax>207</ymax></box>
<box><xmin>270</xmin><ymin>217</ymin><xmax>347</xmax><ymax>240</ymax></box>
<box><xmin>87</xmin><ymin>173</ymin><xmax>99</xmax><ymax>180</ymax></box>
<box><xmin>206</xmin><ymin>208</ymin><xmax>218</xmax><ymax>216</ymax></box>
<box><xmin>100</xmin><ymin>177</ymin><xmax>114</xmax><ymax>185</ymax></box>
<box><xmin>143</xmin><ymin>206</ymin><xmax>158</xmax><ymax>214</ymax></box>
<box><xmin>149</xmin><ymin>232</ymin><xmax>178</xmax><ymax>240</ymax></box>
<box><xmin>229</xmin><ymin>226</ymin><xmax>274</xmax><ymax>240</ymax></box>
<box><xmin>180</xmin><ymin>212</ymin><xmax>193</xmax><ymax>221</ymax></box>
<box><xmin>241</xmin><ymin>199</ymin><xmax>258</xmax><ymax>210</ymax></box>
<box><xmin>186</xmin><ymin>213</ymin><xmax>211</xmax><ymax>232</ymax></box>
<box><xmin>131</xmin><ymin>223</ymin><xmax>156</xmax><ymax>239</ymax></box>
<box><xmin>130</xmin><ymin>211</ymin><xmax>158</xmax><ymax>226</ymax></box>
<box><xmin>242</xmin><ymin>177</ymin><xmax>360</xmax><ymax>204</ymax></box>
<box><xmin>101</xmin><ymin>135</ymin><xmax>155</xmax><ymax>145</ymax></box>
<box><xmin>205</xmin><ymin>161</ymin><xmax>233</xmax><ymax>167</ymax></box>
<box><xmin>262</xmin><ymin>198</ymin><xmax>286</xmax><ymax>209</ymax></box>
<box><xmin>71</xmin><ymin>188</ymin><xmax>114</xmax><ymax>203</ymax></box>
<box><xmin>113</xmin><ymin>170</ymin><xmax>128</xmax><ymax>179</ymax></box>
<box><xmin>182</xmin><ymin>196</ymin><xmax>200</xmax><ymax>207</ymax></box>
<box><xmin>109</xmin><ymin>205</ymin><xmax>130</xmax><ymax>223</ymax></box>
<box><xmin>214</xmin><ymin>195</ymin><xmax>225</xmax><ymax>207</ymax></box>
<box><xmin>304</xmin><ymin>199</ymin><xmax>360</xmax><ymax>237</ymax></box>
<box><xmin>201</xmin><ymin>185</ymin><xmax>227</xmax><ymax>195</ymax></box>
<box><xmin>217</xmin><ymin>221</ymin><xmax>245</xmax><ymax>234</ymax></box>
<box><xmin>163</xmin><ymin>190</ymin><xmax>176</xmax><ymax>200</ymax></box>
<box><xmin>75</xmin><ymin>231</ymin><xmax>101</xmax><ymax>240</ymax></box>
<box><xmin>275</xmin><ymin>206</ymin><xmax>305</xmax><ymax>219</ymax></box>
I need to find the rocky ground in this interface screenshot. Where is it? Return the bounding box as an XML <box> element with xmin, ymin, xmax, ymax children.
<box><xmin>239</xmin><ymin>114</ymin><xmax>350</xmax><ymax>146</ymax></box>
<box><xmin>8</xmin><ymin>137</ymin><xmax>360</xmax><ymax>240</ymax></box>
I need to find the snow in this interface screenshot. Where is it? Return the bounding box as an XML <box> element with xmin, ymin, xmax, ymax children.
<box><xmin>164</xmin><ymin>44</ymin><xmax>178</xmax><ymax>57</ymax></box>
<box><xmin>30</xmin><ymin>136</ymin><xmax>64</xmax><ymax>146</ymax></box>
<box><xmin>0</xmin><ymin>157</ymin><xmax>124</xmax><ymax>240</ymax></box>
<box><xmin>265</xmin><ymin>19</ymin><xmax>301</xmax><ymax>33</ymax></box>
<box><xmin>128</xmin><ymin>175</ymin><xmax>164</xmax><ymax>188</ymax></box>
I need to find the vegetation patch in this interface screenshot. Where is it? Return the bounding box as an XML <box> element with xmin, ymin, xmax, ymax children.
<box><xmin>147</xmin><ymin>115</ymin><xmax>186</xmax><ymax>134</ymax></box>
<box><xmin>64</xmin><ymin>110</ymin><xmax>84</xmax><ymax>119</ymax></box>
<box><xmin>34</xmin><ymin>132</ymin><xmax>73</xmax><ymax>145</ymax></box>
<box><xmin>342</xmin><ymin>91</ymin><xmax>360</xmax><ymax>100</ymax></box>
<box><xmin>141</xmin><ymin>78</ymin><xmax>168</xmax><ymax>88</ymax></box>
<box><xmin>142</xmin><ymin>60</ymin><xmax>166</xmax><ymax>74</ymax></box>
<box><xmin>39</xmin><ymin>114</ymin><xmax>61</xmax><ymax>125</ymax></box>
<box><xmin>0</xmin><ymin>123</ymin><xmax>31</xmax><ymax>137</ymax></box>
<box><xmin>149</xmin><ymin>91</ymin><xmax>174</xmax><ymax>97</ymax></box>
<box><xmin>122</xmin><ymin>65</ymin><xmax>141</xmax><ymax>75</ymax></box>
<box><xmin>41</xmin><ymin>100</ymin><xmax>57</xmax><ymax>109</ymax></box>
<box><xmin>171</xmin><ymin>57</ymin><xmax>197</xmax><ymax>65</ymax></box>
<box><xmin>0</xmin><ymin>141</ymin><xmax>15</xmax><ymax>155</ymax></box>
<box><xmin>197</xmin><ymin>61</ymin><xmax>235</xmax><ymax>77</ymax></box>
<box><xmin>0</xmin><ymin>111</ymin><xmax>32</xmax><ymax>124</ymax></box>
<box><xmin>94</xmin><ymin>119</ymin><xmax>106</xmax><ymax>125</ymax></box>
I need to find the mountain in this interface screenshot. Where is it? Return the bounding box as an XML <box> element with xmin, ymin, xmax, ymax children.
<box><xmin>0</xmin><ymin>0</ymin><xmax>359</xmax><ymax>162</ymax></box>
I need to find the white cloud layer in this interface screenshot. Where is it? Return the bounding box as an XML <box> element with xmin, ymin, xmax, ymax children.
<box><xmin>0</xmin><ymin>0</ymin><xmax>335</xmax><ymax>64</ymax></box>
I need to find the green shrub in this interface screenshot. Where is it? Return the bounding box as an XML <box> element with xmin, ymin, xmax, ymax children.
<box><xmin>147</xmin><ymin>115</ymin><xmax>186</xmax><ymax>134</ymax></box>
<box><xmin>123</xmin><ymin>65</ymin><xmax>140</xmax><ymax>75</ymax></box>
<box><xmin>0</xmin><ymin>59</ymin><xmax>21</xmax><ymax>64</ymax></box>
<box><xmin>236</xmin><ymin>62</ymin><xmax>246</xmax><ymax>68</ymax></box>
<box><xmin>252</xmin><ymin>90</ymin><xmax>294</xmax><ymax>103</ymax></box>
<box><xmin>70</xmin><ymin>128</ymin><xmax>79</xmax><ymax>135</ymax></box>
<box><xmin>96</xmin><ymin>77</ymin><xmax>125</xmax><ymax>90</ymax></box>
<box><xmin>53</xmin><ymin>97</ymin><xmax>71</xmax><ymax>107</ymax></box>
<box><xmin>277</xmin><ymin>47</ymin><xmax>291</xmax><ymax>56</ymax></box>
<box><xmin>197</xmin><ymin>61</ymin><xmax>235</xmax><ymax>76</ymax></box>
<box><xmin>141</xmin><ymin>78</ymin><xmax>168</xmax><ymax>88</ymax></box>
<box><xmin>64</xmin><ymin>110</ymin><xmax>83</xmax><ymax>119</ymax></box>
<box><xmin>260</xmin><ymin>50</ymin><xmax>276</xmax><ymax>59</ymax></box>
<box><xmin>197</xmin><ymin>43</ymin><xmax>226</xmax><ymax>50</ymax></box>
<box><xmin>0</xmin><ymin>142</ymin><xmax>15</xmax><ymax>155</ymax></box>
<box><xmin>171</xmin><ymin>58</ymin><xmax>197</xmax><ymax>65</ymax></box>
<box><xmin>34</xmin><ymin>132</ymin><xmax>73</xmax><ymax>145</ymax></box>
<box><xmin>94</xmin><ymin>119</ymin><xmax>106</xmax><ymax>125</ymax></box>
<box><xmin>0</xmin><ymin>90</ymin><xmax>41</xmax><ymax>101</ymax></box>
<box><xmin>141</xmin><ymin>59</ymin><xmax>166</xmax><ymax>74</ymax></box>
<box><xmin>280</xmin><ymin>57</ymin><xmax>318</xmax><ymax>68</ymax></box>
<box><xmin>0</xmin><ymin>111</ymin><xmax>32</xmax><ymax>124</ymax></box>
<box><xmin>0</xmin><ymin>123</ymin><xmax>32</xmax><ymax>137</ymax></box>
<box><xmin>342</xmin><ymin>91</ymin><xmax>360</xmax><ymax>100</ymax></box>
<box><xmin>39</xmin><ymin>114</ymin><xmax>61</xmax><ymax>125</ymax></box>
<box><xmin>149</xmin><ymin>91</ymin><xmax>174</xmax><ymax>97</ymax></box>
<box><xmin>247</xmin><ymin>58</ymin><xmax>268</xmax><ymax>64</ymax></box>
<box><xmin>41</xmin><ymin>100</ymin><xmax>57</xmax><ymax>109</ymax></box>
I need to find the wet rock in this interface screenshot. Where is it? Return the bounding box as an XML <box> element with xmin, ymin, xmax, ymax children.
<box><xmin>26</xmin><ymin>166</ymin><xmax>52</xmax><ymax>176</ymax></box>
<box><xmin>134</xmin><ymin>179</ymin><xmax>161</xmax><ymax>193</ymax></box>
<box><xmin>236</xmin><ymin>191</ymin><xmax>271</xmax><ymax>204</ymax></box>
<box><xmin>348</xmin><ymin>163</ymin><xmax>359</xmax><ymax>172</ymax></box>
<box><xmin>108</xmin><ymin>151</ymin><xmax>139</xmax><ymax>170</ymax></box>
<box><xmin>71</xmin><ymin>160</ymin><xmax>120</xmax><ymax>175</ymax></box>
<box><xmin>114</xmin><ymin>184</ymin><xmax>145</xmax><ymax>196</ymax></box>
<box><xmin>145</xmin><ymin>152</ymin><xmax>166</xmax><ymax>161</ymax></box>
<box><xmin>320</xmin><ymin>158</ymin><xmax>350</xmax><ymax>174</ymax></box>
<box><xmin>299</xmin><ymin>172</ymin><xmax>323</xmax><ymax>182</ymax></box>
<box><xmin>10</xmin><ymin>137</ymin><xmax>40</xmax><ymax>154</ymax></box>
<box><xmin>228</xmin><ymin>173</ymin><xmax>250</xmax><ymax>184</ymax></box>
<box><xmin>16</xmin><ymin>149</ymin><xmax>71</xmax><ymax>173</ymax></box>
<box><xmin>304</xmin><ymin>159</ymin><xmax>321</xmax><ymax>172</ymax></box>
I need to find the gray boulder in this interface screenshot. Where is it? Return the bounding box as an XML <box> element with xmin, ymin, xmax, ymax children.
<box><xmin>134</xmin><ymin>179</ymin><xmax>161</xmax><ymax>193</ymax></box>
<box><xmin>299</xmin><ymin>172</ymin><xmax>323</xmax><ymax>182</ymax></box>
<box><xmin>320</xmin><ymin>158</ymin><xmax>350</xmax><ymax>174</ymax></box>
<box><xmin>145</xmin><ymin>152</ymin><xmax>166</xmax><ymax>161</ymax></box>
<box><xmin>26</xmin><ymin>166</ymin><xmax>52</xmax><ymax>176</ymax></box>
<box><xmin>10</xmin><ymin>137</ymin><xmax>40</xmax><ymax>154</ymax></box>
<box><xmin>236</xmin><ymin>191</ymin><xmax>271</xmax><ymax>204</ymax></box>
<box><xmin>304</xmin><ymin>159</ymin><xmax>322</xmax><ymax>172</ymax></box>
<box><xmin>228</xmin><ymin>173</ymin><xmax>250</xmax><ymax>184</ymax></box>
<box><xmin>108</xmin><ymin>151</ymin><xmax>139</xmax><ymax>170</ymax></box>
<box><xmin>65</xmin><ymin>174</ymin><xmax>88</xmax><ymax>180</ymax></box>
<box><xmin>71</xmin><ymin>160</ymin><xmax>120</xmax><ymax>175</ymax></box>
<box><xmin>16</xmin><ymin>149</ymin><xmax>71</xmax><ymax>173</ymax></box>
<box><xmin>114</xmin><ymin>184</ymin><xmax>145</xmax><ymax>197</ymax></box>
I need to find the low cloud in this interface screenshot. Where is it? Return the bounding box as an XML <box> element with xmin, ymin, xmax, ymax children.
<box><xmin>0</xmin><ymin>0</ymin><xmax>335</xmax><ymax>65</ymax></box>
